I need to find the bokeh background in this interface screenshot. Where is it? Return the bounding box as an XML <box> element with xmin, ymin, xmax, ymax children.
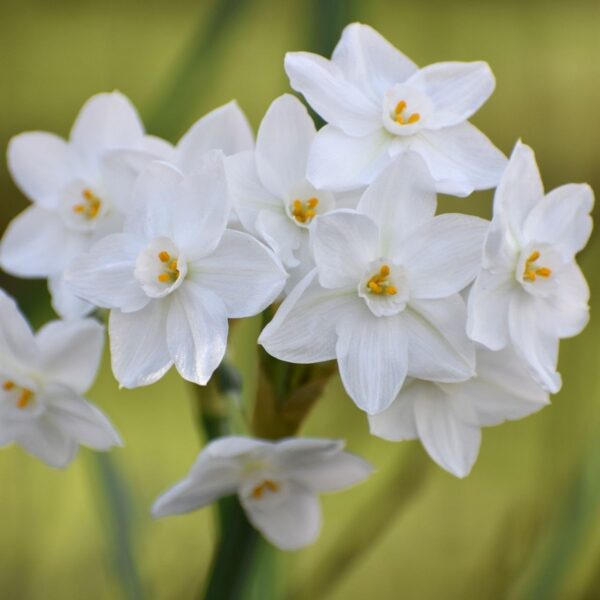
<box><xmin>1</xmin><ymin>0</ymin><xmax>600</xmax><ymax>598</ymax></box>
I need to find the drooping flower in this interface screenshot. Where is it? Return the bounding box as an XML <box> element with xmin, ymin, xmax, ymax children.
<box><xmin>284</xmin><ymin>23</ymin><xmax>506</xmax><ymax>196</ymax></box>
<box><xmin>152</xmin><ymin>436</ymin><xmax>372</xmax><ymax>550</ymax></box>
<box><xmin>369</xmin><ymin>345</ymin><xmax>549</xmax><ymax>478</ymax></box>
<box><xmin>260</xmin><ymin>153</ymin><xmax>487</xmax><ymax>415</ymax></box>
<box><xmin>65</xmin><ymin>153</ymin><xmax>287</xmax><ymax>388</ymax></box>
<box><xmin>0</xmin><ymin>290</ymin><xmax>121</xmax><ymax>467</ymax></box>
<box><xmin>226</xmin><ymin>94</ymin><xmax>361</xmax><ymax>290</ymax></box>
<box><xmin>0</xmin><ymin>92</ymin><xmax>154</xmax><ymax>318</ymax></box>
<box><xmin>467</xmin><ymin>141</ymin><xmax>593</xmax><ymax>392</ymax></box>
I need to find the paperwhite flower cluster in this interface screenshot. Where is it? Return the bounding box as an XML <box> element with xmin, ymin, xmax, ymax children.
<box><xmin>0</xmin><ymin>23</ymin><xmax>593</xmax><ymax>549</ymax></box>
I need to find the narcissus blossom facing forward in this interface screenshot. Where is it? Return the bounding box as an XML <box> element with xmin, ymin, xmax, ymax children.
<box><xmin>369</xmin><ymin>346</ymin><xmax>549</xmax><ymax>478</ymax></box>
<box><xmin>285</xmin><ymin>23</ymin><xmax>506</xmax><ymax>196</ymax></box>
<box><xmin>226</xmin><ymin>94</ymin><xmax>361</xmax><ymax>290</ymax></box>
<box><xmin>152</xmin><ymin>436</ymin><xmax>372</xmax><ymax>550</ymax></box>
<box><xmin>0</xmin><ymin>290</ymin><xmax>121</xmax><ymax>467</ymax></box>
<box><xmin>66</xmin><ymin>153</ymin><xmax>287</xmax><ymax>388</ymax></box>
<box><xmin>0</xmin><ymin>92</ymin><xmax>155</xmax><ymax>318</ymax></box>
<box><xmin>467</xmin><ymin>141</ymin><xmax>593</xmax><ymax>392</ymax></box>
<box><xmin>260</xmin><ymin>153</ymin><xmax>488</xmax><ymax>415</ymax></box>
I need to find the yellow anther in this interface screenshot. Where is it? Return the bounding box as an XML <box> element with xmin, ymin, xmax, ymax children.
<box><xmin>386</xmin><ymin>286</ymin><xmax>397</xmax><ymax>295</ymax></box>
<box><xmin>407</xmin><ymin>113</ymin><xmax>420</xmax><ymax>124</ymax></box>
<box><xmin>394</xmin><ymin>100</ymin><xmax>407</xmax><ymax>114</ymax></box>
<box><xmin>307</xmin><ymin>197</ymin><xmax>319</xmax><ymax>208</ymax></box>
<box><xmin>536</xmin><ymin>267</ymin><xmax>552</xmax><ymax>278</ymax></box>
<box><xmin>17</xmin><ymin>389</ymin><xmax>33</xmax><ymax>409</ymax></box>
<box><xmin>157</xmin><ymin>273</ymin><xmax>171</xmax><ymax>283</ymax></box>
<box><xmin>158</xmin><ymin>251</ymin><xmax>170</xmax><ymax>262</ymax></box>
<box><xmin>291</xmin><ymin>197</ymin><xmax>320</xmax><ymax>224</ymax></box>
<box><xmin>380</xmin><ymin>265</ymin><xmax>390</xmax><ymax>277</ymax></box>
<box><xmin>367</xmin><ymin>264</ymin><xmax>397</xmax><ymax>296</ymax></box>
<box><xmin>2</xmin><ymin>380</ymin><xmax>15</xmax><ymax>391</ymax></box>
<box><xmin>251</xmin><ymin>479</ymin><xmax>280</xmax><ymax>500</ymax></box>
<box><xmin>527</xmin><ymin>251</ymin><xmax>541</xmax><ymax>262</ymax></box>
<box><xmin>393</xmin><ymin>99</ymin><xmax>420</xmax><ymax>126</ymax></box>
<box><xmin>72</xmin><ymin>204</ymin><xmax>85</xmax><ymax>213</ymax></box>
<box><xmin>74</xmin><ymin>188</ymin><xmax>102</xmax><ymax>220</ymax></box>
<box><xmin>523</xmin><ymin>249</ymin><xmax>551</xmax><ymax>283</ymax></box>
<box><xmin>157</xmin><ymin>250</ymin><xmax>181</xmax><ymax>284</ymax></box>
<box><xmin>169</xmin><ymin>260</ymin><xmax>178</xmax><ymax>271</ymax></box>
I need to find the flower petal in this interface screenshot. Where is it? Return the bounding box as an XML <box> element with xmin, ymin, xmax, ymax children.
<box><xmin>7</xmin><ymin>132</ymin><xmax>73</xmax><ymax>208</ymax></box>
<box><xmin>408</xmin><ymin>61</ymin><xmax>495</xmax><ymax>128</ymax></box>
<box><xmin>255</xmin><ymin>94</ymin><xmax>316</xmax><ymax>197</ymax></box>
<box><xmin>284</xmin><ymin>52</ymin><xmax>380</xmax><ymax>136</ymax></box>
<box><xmin>109</xmin><ymin>302</ymin><xmax>172</xmax><ymax>388</ymax></box>
<box><xmin>17</xmin><ymin>417</ymin><xmax>78</xmax><ymax>468</ymax></box>
<box><xmin>255</xmin><ymin>209</ymin><xmax>303</xmax><ymax>268</ymax></box>
<box><xmin>166</xmin><ymin>283</ymin><xmax>228</xmax><ymax>385</ymax></box>
<box><xmin>368</xmin><ymin>379</ymin><xmax>420</xmax><ymax>441</ymax></box>
<box><xmin>48</xmin><ymin>274</ymin><xmax>95</xmax><ymax>320</ymax></box>
<box><xmin>0</xmin><ymin>290</ymin><xmax>38</xmax><ymax>369</ymax></box>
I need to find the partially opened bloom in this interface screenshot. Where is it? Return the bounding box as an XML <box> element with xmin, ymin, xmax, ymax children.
<box><xmin>467</xmin><ymin>141</ymin><xmax>593</xmax><ymax>392</ymax></box>
<box><xmin>369</xmin><ymin>346</ymin><xmax>549</xmax><ymax>478</ymax></box>
<box><xmin>0</xmin><ymin>290</ymin><xmax>121</xmax><ymax>467</ymax></box>
<box><xmin>226</xmin><ymin>94</ymin><xmax>361</xmax><ymax>289</ymax></box>
<box><xmin>65</xmin><ymin>153</ymin><xmax>287</xmax><ymax>388</ymax></box>
<box><xmin>285</xmin><ymin>23</ymin><xmax>506</xmax><ymax>196</ymax></box>
<box><xmin>260</xmin><ymin>153</ymin><xmax>487</xmax><ymax>415</ymax></box>
<box><xmin>152</xmin><ymin>436</ymin><xmax>372</xmax><ymax>550</ymax></box>
<box><xmin>0</xmin><ymin>92</ymin><xmax>154</xmax><ymax>318</ymax></box>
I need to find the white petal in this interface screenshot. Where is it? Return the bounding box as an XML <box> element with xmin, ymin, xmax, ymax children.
<box><xmin>401</xmin><ymin>214</ymin><xmax>488</xmax><ymax>298</ymax></box>
<box><xmin>7</xmin><ymin>132</ymin><xmax>73</xmax><ymax>208</ymax></box>
<box><xmin>408</xmin><ymin>61</ymin><xmax>495</xmax><ymax>128</ymax></box>
<box><xmin>466</xmin><ymin>269</ymin><xmax>514</xmax><ymax>350</ymax></box>
<box><xmin>332</xmin><ymin>23</ymin><xmax>418</xmax><ymax>99</ymax></box>
<box><xmin>109</xmin><ymin>302</ymin><xmax>172</xmax><ymax>388</ymax></box>
<box><xmin>414</xmin><ymin>385</ymin><xmax>481</xmax><ymax>478</ymax></box>
<box><xmin>70</xmin><ymin>92</ymin><xmax>144</xmax><ymax>156</ymax></box>
<box><xmin>36</xmin><ymin>319</ymin><xmax>104</xmax><ymax>394</ymax></box>
<box><xmin>523</xmin><ymin>183</ymin><xmax>594</xmax><ymax>259</ymax></box>
<box><xmin>18</xmin><ymin>417</ymin><xmax>78</xmax><ymax>468</ymax></box>
<box><xmin>405</xmin><ymin>296</ymin><xmax>476</xmax><ymax>382</ymax></box>
<box><xmin>336</xmin><ymin>306</ymin><xmax>408</xmax><ymax>414</ymax></box>
<box><xmin>357</xmin><ymin>152</ymin><xmax>437</xmax><ymax>253</ymax></box>
<box><xmin>255</xmin><ymin>209</ymin><xmax>303</xmax><ymax>268</ymax></box>
<box><xmin>241</xmin><ymin>483</ymin><xmax>322</xmax><ymax>550</ymax></box>
<box><xmin>284</xmin><ymin>52</ymin><xmax>380</xmax><ymax>136</ymax></box>
<box><xmin>175</xmin><ymin>101</ymin><xmax>254</xmax><ymax>173</ymax></box>
<box><xmin>44</xmin><ymin>385</ymin><xmax>122</xmax><ymax>450</ymax></box>
<box><xmin>255</xmin><ymin>95</ymin><xmax>316</xmax><ymax>197</ymax></box>
<box><xmin>0</xmin><ymin>290</ymin><xmax>38</xmax><ymax>368</ymax></box>
<box><xmin>368</xmin><ymin>379</ymin><xmax>420</xmax><ymax>441</ymax></box>
<box><xmin>259</xmin><ymin>270</ymin><xmax>357</xmax><ymax>363</ymax></box>
<box><xmin>306</xmin><ymin>125</ymin><xmax>393</xmax><ymax>191</ymax></box>
<box><xmin>64</xmin><ymin>233</ymin><xmax>148</xmax><ymax>312</ymax></box>
<box><xmin>271</xmin><ymin>438</ymin><xmax>343</xmax><ymax>464</ymax></box>
<box><xmin>412</xmin><ymin>122</ymin><xmax>507</xmax><ymax>196</ymax></box>
<box><xmin>166</xmin><ymin>283</ymin><xmax>228</xmax><ymax>385</ymax></box>
<box><xmin>0</xmin><ymin>206</ymin><xmax>86</xmax><ymax>277</ymax></box>
<box><xmin>48</xmin><ymin>274</ymin><xmax>95</xmax><ymax>320</ymax></box>
<box><xmin>207</xmin><ymin>436</ymin><xmax>273</xmax><ymax>459</ymax></box>
<box><xmin>191</xmin><ymin>230</ymin><xmax>286</xmax><ymax>318</ymax></box>
<box><xmin>310</xmin><ymin>210</ymin><xmax>378</xmax><ymax>289</ymax></box>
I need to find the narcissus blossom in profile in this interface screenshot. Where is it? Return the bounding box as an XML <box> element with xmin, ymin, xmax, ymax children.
<box><xmin>285</xmin><ymin>23</ymin><xmax>506</xmax><ymax>196</ymax></box>
<box><xmin>467</xmin><ymin>141</ymin><xmax>593</xmax><ymax>393</ymax></box>
<box><xmin>66</xmin><ymin>153</ymin><xmax>287</xmax><ymax>388</ymax></box>
<box><xmin>152</xmin><ymin>436</ymin><xmax>372</xmax><ymax>550</ymax></box>
<box><xmin>260</xmin><ymin>153</ymin><xmax>487</xmax><ymax>415</ymax></box>
<box><xmin>226</xmin><ymin>94</ymin><xmax>361</xmax><ymax>289</ymax></box>
<box><xmin>369</xmin><ymin>346</ymin><xmax>549</xmax><ymax>478</ymax></box>
<box><xmin>0</xmin><ymin>290</ymin><xmax>121</xmax><ymax>467</ymax></box>
<box><xmin>0</xmin><ymin>92</ymin><xmax>155</xmax><ymax>318</ymax></box>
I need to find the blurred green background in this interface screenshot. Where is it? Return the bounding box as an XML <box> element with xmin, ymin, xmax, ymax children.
<box><xmin>1</xmin><ymin>0</ymin><xmax>599</xmax><ymax>598</ymax></box>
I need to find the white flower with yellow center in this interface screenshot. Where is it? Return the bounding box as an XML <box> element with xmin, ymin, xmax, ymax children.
<box><xmin>467</xmin><ymin>141</ymin><xmax>594</xmax><ymax>392</ymax></box>
<box><xmin>226</xmin><ymin>94</ymin><xmax>361</xmax><ymax>290</ymax></box>
<box><xmin>369</xmin><ymin>345</ymin><xmax>549</xmax><ymax>478</ymax></box>
<box><xmin>0</xmin><ymin>92</ymin><xmax>156</xmax><ymax>318</ymax></box>
<box><xmin>0</xmin><ymin>290</ymin><xmax>121</xmax><ymax>468</ymax></box>
<box><xmin>260</xmin><ymin>153</ymin><xmax>488</xmax><ymax>415</ymax></box>
<box><xmin>152</xmin><ymin>436</ymin><xmax>372</xmax><ymax>550</ymax></box>
<box><xmin>284</xmin><ymin>23</ymin><xmax>506</xmax><ymax>196</ymax></box>
<box><xmin>65</xmin><ymin>152</ymin><xmax>287</xmax><ymax>388</ymax></box>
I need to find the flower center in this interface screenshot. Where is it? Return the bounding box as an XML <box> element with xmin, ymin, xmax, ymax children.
<box><xmin>522</xmin><ymin>250</ymin><xmax>552</xmax><ymax>282</ymax></box>
<box><xmin>393</xmin><ymin>100</ymin><xmax>420</xmax><ymax>126</ymax></box>
<box><xmin>290</xmin><ymin>197</ymin><xmax>319</xmax><ymax>225</ymax></box>
<box><xmin>157</xmin><ymin>251</ymin><xmax>180</xmax><ymax>284</ymax></box>
<box><xmin>366</xmin><ymin>264</ymin><xmax>397</xmax><ymax>295</ymax></box>
<box><xmin>250</xmin><ymin>479</ymin><xmax>280</xmax><ymax>500</ymax></box>
<box><xmin>72</xmin><ymin>188</ymin><xmax>102</xmax><ymax>220</ymax></box>
<box><xmin>2</xmin><ymin>380</ymin><xmax>34</xmax><ymax>409</ymax></box>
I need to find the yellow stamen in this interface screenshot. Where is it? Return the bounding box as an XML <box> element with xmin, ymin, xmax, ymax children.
<box><xmin>157</xmin><ymin>273</ymin><xmax>171</xmax><ymax>283</ymax></box>
<box><xmin>527</xmin><ymin>251</ymin><xmax>540</xmax><ymax>262</ymax></box>
<box><xmin>394</xmin><ymin>100</ymin><xmax>407</xmax><ymax>114</ymax></box>
<box><xmin>158</xmin><ymin>251</ymin><xmax>171</xmax><ymax>262</ymax></box>
<box><xmin>73</xmin><ymin>188</ymin><xmax>102</xmax><ymax>220</ymax></box>
<box><xmin>536</xmin><ymin>267</ymin><xmax>552</xmax><ymax>278</ymax></box>
<box><xmin>2</xmin><ymin>380</ymin><xmax>15</xmax><ymax>391</ymax></box>
<box><xmin>407</xmin><ymin>113</ymin><xmax>420</xmax><ymax>124</ymax></box>
<box><xmin>251</xmin><ymin>479</ymin><xmax>280</xmax><ymax>500</ymax></box>
<box><xmin>17</xmin><ymin>389</ymin><xmax>33</xmax><ymax>409</ymax></box>
<box><xmin>386</xmin><ymin>286</ymin><xmax>397</xmax><ymax>295</ymax></box>
<box><xmin>394</xmin><ymin>99</ymin><xmax>420</xmax><ymax>126</ymax></box>
<box><xmin>523</xmin><ymin>250</ymin><xmax>551</xmax><ymax>283</ymax></box>
<box><xmin>72</xmin><ymin>204</ymin><xmax>85</xmax><ymax>213</ymax></box>
<box><xmin>291</xmin><ymin>197</ymin><xmax>320</xmax><ymax>224</ymax></box>
<box><xmin>157</xmin><ymin>250</ymin><xmax>181</xmax><ymax>284</ymax></box>
<box><xmin>367</xmin><ymin>264</ymin><xmax>397</xmax><ymax>296</ymax></box>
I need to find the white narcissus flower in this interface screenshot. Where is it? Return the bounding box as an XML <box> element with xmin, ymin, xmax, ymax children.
<box><xmin>226</xmin><ymin>94</ymin><xmax>361</xmax><ymax>290</ymax></box>
<box><xmin>260</xmin><ymin>153</ymin><xmax>487</xmax><ymax>415</ymax></box>
<box><xmin>369</xmin><ymin>346</ymin><xmax>549</xmax><ymax>478</ymax></box>
<box><xmin>285</xmin><ymin>23</ymin><xmax>506</xmax><ymax>196</ymax></box>
<box><xmin>0</xmin><ymin>290</ymin><xmax>121</xmax><ymax>467</ymax></box>
<box><xmin>0</xmin><ymin>92</ymin><xmax>154</xmax><ymax>318</ymax></box>
<box><xmin>467</xmin><ymin>141</ymin><xmax>594</xmax><ymax>393</ymax></box>
<box><xmin>65</xmin><ymin>152</ymin><xmax>287</xmax><ymax>388</ymax></box>
<box><xmin>152</xmin><ymin>436</ymin><xmax>373</xmax><ymax>550</ymax></box>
